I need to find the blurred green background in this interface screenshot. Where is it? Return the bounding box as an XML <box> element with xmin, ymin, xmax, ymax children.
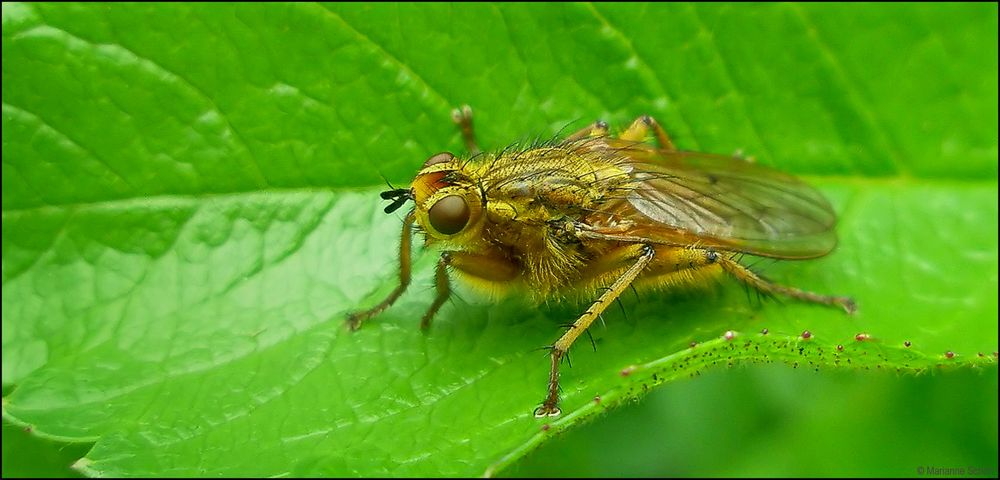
<box><xmin>513</xmin><ymin>366</ymin><xmax>998</xmax><ymax>477</ymax></box>
<box><xmin>3</xmin><ymin>2</ymin><xmax>997</xmax><ymax>477</ymax></box>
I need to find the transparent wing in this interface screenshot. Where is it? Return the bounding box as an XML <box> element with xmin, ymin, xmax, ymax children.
<box><xmin>616</xmin><ymin>150</ymin><xmax>838</xmax><ymax>259</ymax></box>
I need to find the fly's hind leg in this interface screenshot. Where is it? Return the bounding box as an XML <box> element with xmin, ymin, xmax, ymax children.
<box><xmin>577</xmin><ymin>227</ymin><xmax>856</xmax><ymax>315</ymax></box>
<box><xmin>451</xmin><ymin>105</ymin><xmax>480</xmax><ymax>155</ymax></box>
<box><xmin>535</xmin><ymin>243</ymin><xmax>655</xmax><ymax>417</ymax></box>
<box><xmin>716</xmin><ymin>255</ymin><xmax>857</xmax><ymax>314</ymax></box>
<box><xmin>618</xmin><ymin>115</ymin><xmax>677</xmax><ymax>151</ymax></box>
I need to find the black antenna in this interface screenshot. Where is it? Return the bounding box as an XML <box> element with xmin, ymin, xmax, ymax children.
<box><xmin>380</xmin><ymin>188</ymin><xmax>413</xmax><ymax>214</ymax></box>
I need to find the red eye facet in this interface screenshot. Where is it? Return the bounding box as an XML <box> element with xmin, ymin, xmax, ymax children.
<box><xmin>424</xmin><ymin>152</ymin><xmax>454</xmax><ymax>167</ymax></box>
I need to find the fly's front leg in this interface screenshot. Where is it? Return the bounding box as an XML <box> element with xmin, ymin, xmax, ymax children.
<box><xmin>535</xmin><ymin>243</ymin><xmax>655</xmax><ymax>417</ymax></box>
<box><xmin>565</xmin><ymin>120</ymin><xmax>610</xmax><ymax>142</ymax></box>
<box><xmin>451</xmin><ymin>105</ymin><xmax>480</xmax><ymax>155</ymax></box>
<box><xmin>346</xmin><ymin>210</ymin><xmax>415</xmax><ymax>331</ymax></box>
<box><xmin>716</xmin><ymin>255</ymin><xmax>857</xmax><ymax>314</ymax></box>
<box><xmin>618</xmin><ymin>115</ymin><xmax>677</xmax><ymax>152</ymax></box>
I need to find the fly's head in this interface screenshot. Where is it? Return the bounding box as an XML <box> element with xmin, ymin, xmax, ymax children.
<box><xmin>386</xmin><ymin>152</ymin><xmax>485</xmax><ymax>246</ymax></box>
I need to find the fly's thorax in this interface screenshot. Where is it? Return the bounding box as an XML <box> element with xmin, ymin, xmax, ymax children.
<box><xmin>486</xmin><ymin>200</ymin><xmax>516</xmax><ymax>224</ymax></box>
<box><xmin>411</xmin><ymin>152</ymin><xmax>486</xmax><ymax>245</ymax></box>
<box><xmin>480</xmin><ymin>146</ymin><xmax>636</xmax><ymax>216</ymax></box>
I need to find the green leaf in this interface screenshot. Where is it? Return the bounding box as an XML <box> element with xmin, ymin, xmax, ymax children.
<box><xmin>2</xmin><ymin>413</ymin><xmax>88</xmax><ymax>478</ymax></box>
<box><xmin>3</xmin><ymin>2</ymin><xmax>996</xmax><ymax>477</ymax></box>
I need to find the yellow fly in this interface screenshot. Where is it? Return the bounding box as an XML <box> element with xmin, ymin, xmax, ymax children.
<box><xmin>349</xmin><ymin>106</ymin><xmax>856</xmax><ymax>417</ymax></box>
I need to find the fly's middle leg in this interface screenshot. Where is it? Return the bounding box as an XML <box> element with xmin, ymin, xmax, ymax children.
<box><xmin>420</xmin><ymin>254</ymin><xmax>453</xmax><ymax>330</ymax></box>
<box><xmin>535</xmin><ymin>243</ymin><xmax>655</xmax><ymax>417</ymax></box>
<box><xmin>417</xmin><ymin>249</ymin><xmax>523</xmax><ymax>330</ymax></box>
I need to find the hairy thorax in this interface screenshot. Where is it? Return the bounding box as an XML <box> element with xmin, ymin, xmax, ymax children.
<box><xmin>467</xmin><ymin>143</ymin><xmax>638</xmax><ymax>298</ymax></box>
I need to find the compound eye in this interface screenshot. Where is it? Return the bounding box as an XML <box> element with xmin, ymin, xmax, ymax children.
<box><xmin>428</xmin><ymin>195</ymin><xmax>470</xmax><ymax>235</ymax></box>
<box><xmin>424</xmin><ymin>152</ymin><xmax>454</xmax><ymax>167</ymax></box>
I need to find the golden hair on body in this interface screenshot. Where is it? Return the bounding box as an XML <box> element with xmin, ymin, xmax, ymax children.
<box><xmin>351</xmin><ymin>106</ymin><xmax>855</xmax><ymax>417</ymax></box>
